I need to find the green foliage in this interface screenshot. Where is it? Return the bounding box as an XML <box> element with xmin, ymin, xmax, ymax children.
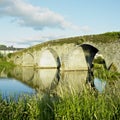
<box><xmin>0</xmin><ymin>85</ymin><xmax>119</xmax><ymax>120</ymax></box>
<box><xmin>93</xmin><ymin>65</ymin><xmax>120</xmax><ymax>82</ymax></box>
<box><xmin>7</xmin><ymin>53</ymin><xmax>12</xmax><ymax>58</ymax></box>
<box><xmin>104</xmin><ymin>32</ymin><xmax>120</xmax><ymax>38</ymax></box>
<box><xmin>92</xmin><ymin>56</ymin><xmax>120</xmax><ymax>81</ymax></box>
<box><xmin>54</xmin><ymin>89</ymin><xmax>120</xmax><ymax>120</ymax></box>
<box><xmin>0</xmin><ymin>94</ymin><xmax>55</xmax><ymax>120</ymax></box>
<box><xmin>0</xmin><ymin>45</ymin><xmax>7</xmax><ymax>49</ymax></box>
<box><xmin>0</xmin><ymin>60</ymin><xmax>15</xmax><ymax>73</ymax></box>
<box><xmin>93</xmin><ymin>56</ymin><xmax>105</xmax><ymax>64</ymax></box>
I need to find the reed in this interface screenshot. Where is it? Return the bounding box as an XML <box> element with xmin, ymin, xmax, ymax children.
<box><xmin>0</xmin><ymin>82</ymin><xmax>119</xmax><ymax>120</ymax></box>
<box><xmin>54</xmin><ymin>86</ymin><xmax>120</xmax><ymax>120</ymax></box>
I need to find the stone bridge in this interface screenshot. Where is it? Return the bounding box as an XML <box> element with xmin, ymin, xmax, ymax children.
<box><xmin>10</xmin><ymin>39</ymin><xmax>120</xmax><ymax>72</ymax></box>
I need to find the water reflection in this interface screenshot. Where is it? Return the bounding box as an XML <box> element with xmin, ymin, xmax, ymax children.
<box><xmin>8</xmin><ymin>67</ymin><xmax>60</xmax><ymax>93</ymax></box>
<box><xmin>33</xmin><ymin>69</ymin><xmax>59</xmax><ymax>91</ymax></box>
<box><xmin>13</xmin><ymin>67</ymin><xmax>34</xmax><ymax>82</ymax></box>
<box><xmin>6</xmin><ymin>67</ymin><xmax>88</xmax><ymax>96</ymax></box>
<box><xmin>0</xmin><ymin>65</ymin><xmax>119</xmax><ymax>101</ymax></box>
<box><xmin>1</xmin><ymin>66</ymin><xmax>111</xmax><ymax>98</ymax></box>
<box><xmin>0</xmin><ymin>77</ymin><xmax>36</xmax><ymax>99</ymax></box>
<box><xmin>94</xmin><ymin>78</ymin><xmax>106</xmax><ymax>92</ymax></box>
<box><xmin>55</xmin><ymin>71</ymin><xmax>88</xmax><ymax>96</ymax></box>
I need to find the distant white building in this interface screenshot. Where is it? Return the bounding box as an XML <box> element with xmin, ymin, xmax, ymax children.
<box><xmin>0</xmin><ymin>50</ymin><xmax>15</xmax><ymax>56</ymax></box>
<box><xmin>0</xmin><ymin>47</ymin><xmax>23</xmax><ymax>56</ymax></box>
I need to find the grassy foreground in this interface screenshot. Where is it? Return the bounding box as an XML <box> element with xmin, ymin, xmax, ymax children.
<box><xmin>0</xmin><ymin>83</ymin><xmax>119</xmax><ymax>120</ymax></box>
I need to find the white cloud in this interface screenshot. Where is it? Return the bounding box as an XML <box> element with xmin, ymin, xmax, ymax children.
<box><xmin>5</xmin><ymin>34</ymin><xmax>64</xmax><ymax>48</ymax></box>
<box><xmin>0</xmin><ymin>0</ymin><xmax>79</xmax><ymax>30</ymax></box>
<box><xmin>0</xmin><ymin>0</ymin><xmax>91</xmax><ymax>48</ymax></box>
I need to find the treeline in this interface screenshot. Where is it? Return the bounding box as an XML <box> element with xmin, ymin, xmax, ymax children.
<box><xmin>0</xmin><ymin>45</ymin><xmax>16</xmax><ymax>50</ymax></box>
<box><xmin>0</xmin><ymin>44</ymin><xmax>23</xmax><ymax>51</ymax></box>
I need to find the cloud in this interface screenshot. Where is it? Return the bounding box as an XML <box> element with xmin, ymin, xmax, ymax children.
<box><xmin>0</xmin><ymin>0</ymin><xmax>79</xmax><ymax>30</ymax></box>
<box><xmin>6</xmin><ymin>34</ymin><xmax>64</xmax><ymax>48</ymax></box>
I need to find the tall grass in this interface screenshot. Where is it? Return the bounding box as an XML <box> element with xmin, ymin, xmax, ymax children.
<box><xmin>54</xmin><ymin>87</ymin><xmax>120</xmax><ymax>120</ymax></box>
<box><xmin>0</xmin><ymin>83</ymin><xmax>119</xmax><ymax>120</ymax></box>
<box><xmin>0</xmin><ymin>94</ymin><xmax>55</xmax><ymax>120</ymax></box>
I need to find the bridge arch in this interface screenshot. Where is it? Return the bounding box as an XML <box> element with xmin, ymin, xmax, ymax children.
<box><xmin>63</xmin><ymin>46</ymin><xmax>88</xmax><ymax>70</ymax></box>
<box><xmin>38</xmin><ymin>48</ymin><xmax>60</xmax><ymax>68</ymax></box>
<box><xmin>80</xmin><ymin>44</ymin><xmax>99</xmax><ymax>68</ymax></box>
<box><xmin>22</xmin><ymin>52</ymin><xmax>34</xmax><ymax>66</ymax></box>
<box><xmin>14</xmin><ymin>56</ymin><xmax>22</xmax><ymax>65</ymax></box>
<box><xmin>81</xmin><ymin>43</ymin><xmax>114</xmax><ymax>70</ymax></box>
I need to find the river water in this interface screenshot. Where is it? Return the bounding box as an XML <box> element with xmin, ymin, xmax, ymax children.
<box><xmin>0</xmin><ymin>66</ymin><xmax>118</xmax><ymax>99</ymax></box>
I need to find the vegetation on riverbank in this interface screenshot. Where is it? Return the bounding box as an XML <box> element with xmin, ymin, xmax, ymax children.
<box><xmin>93</xmin><ymin>56</ymin><xmax>120</xmax><ymax>82</ymax></box>
<box><xmin>0</xmin><ymin>82</ymin><xmax>119</xmax><ymax>120</ymax></box>
<box><xmin>0</xmin><ymin>56</ymin><xmax>15</xmax><ymax>73</ymax></box>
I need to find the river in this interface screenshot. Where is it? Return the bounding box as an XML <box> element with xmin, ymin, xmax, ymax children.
<box><xmin>0</xmin><ymin>66</ymin><xmax>119</xmax><ymax>99</ymax></box>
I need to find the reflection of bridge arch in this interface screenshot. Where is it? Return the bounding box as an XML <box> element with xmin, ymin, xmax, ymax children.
<box><xmin>12</xmin><ymin>67</ymin><xmax>35</xmax><ymax>89</ymax></box>
<box><xmin>22</xmin><ymin>52</ymin><xmax>34</xmax><ymax>66</ymax></box>
<box><xmin>38</xmin><ymin>69</ymin><xmax>58</xmax><ymax>90</ymax></box>
<box><xmin>39</xmin><ymin>48</ymin><xmax>60</xmax><ymax>68</ymax></box>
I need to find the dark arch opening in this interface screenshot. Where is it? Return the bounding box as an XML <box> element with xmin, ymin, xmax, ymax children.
<box><xmin>80</xmin><ymin>44</ymin><xmax>99</xmax><ymax>68</ymax></box>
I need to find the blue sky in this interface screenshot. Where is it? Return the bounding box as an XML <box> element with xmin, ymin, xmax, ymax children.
<box><xmin>0</xmin><ymin>0</ymin><xmax>120</xmax><ymax>48</ymax></box>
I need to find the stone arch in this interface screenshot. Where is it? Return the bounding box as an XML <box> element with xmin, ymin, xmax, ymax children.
<box><xmin>39</xmin><ymin>48</ymin><xmax>60</xmax><ymax>68</ymax></box>
<box><xmin>14</xmin><ymin>56</ymin><xmax>22</xmax><ymax>65</ymax></box>
<box><xmin>22</xmin><ymin>52</ymin><xmax>34</xmax><ymax>66</ymax></box>
<box><xmin>81</xmin><ymin>43</ymin><xmax>114</xmax><ymax>70</ymax></box>
<box><xmin>63</xmin><ymin>46</ymin><xmax>88</xmax><ymax>70</ymax></box>
<box><xmin>80</xmin><ymin>44</ymin><xmax>99</xmax><ymax>68</ymax></box>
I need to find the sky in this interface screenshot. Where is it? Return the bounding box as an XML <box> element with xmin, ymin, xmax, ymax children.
<box><xmin>0</xmin><ymin>0</ymin><xmax>120</xmax><ymax>48</ymax></box>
